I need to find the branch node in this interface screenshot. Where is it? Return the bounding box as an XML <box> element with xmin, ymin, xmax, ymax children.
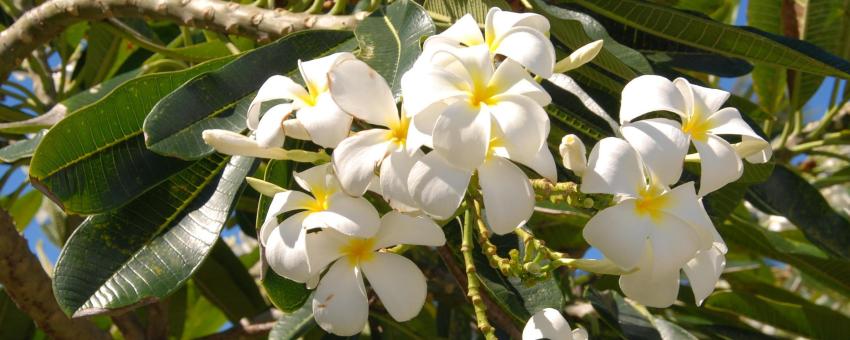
<box><xmin>180</xmin><ymin>0</ymin><xmax>190</xmax><ymax>6</ymax></box>
<box><xmin>251</xmin><ymin>13</ymin><xmax>263</xmax><ymax>26</ymax></box>
<box><xmin>225</xmin><ymin>22</ymin><xmax>239</xmax><ymax>34</ymax></box>
<box><xmin>155</xmin><ymin>0</ymin><xmax>167</xmax><ymax>13</ymax></box>
<box><xmin>66</xmin><ymin>4</ymin><xmax>79</xmax><ymax>16</ymax></box>
<box><xmin>226</xmin><ymin>2</ymin><xmax>239</xmax><ymax>11</ymax></box>
<box><xmin>203</xmin><ymin>7</ymin><xmax>215</xmax><ymax>20</ymax></box>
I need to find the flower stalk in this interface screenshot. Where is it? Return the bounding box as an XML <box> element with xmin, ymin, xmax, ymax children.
<box><xmin>461</xmin><ymin>207</ymin><xmax>497</xmax><ymax>340</ymax></box>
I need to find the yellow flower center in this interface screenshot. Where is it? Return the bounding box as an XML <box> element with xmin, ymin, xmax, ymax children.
<box><xmin>485</xmin><ymin>136</ymin><xmax>504</xmax><ymax>160</ymax></box>
<box><xmin>633</xmin><ymin>184</ymin><xmax>669</xmax><ymax>221</ymax></box>
<box><xmin>340</xmin><ymin>238</ymin><xmax>376</xmax><ymax>266</ymax></box>
<box><xmin>307</xmin><ymin>187</ymin><xmax>333</xmax><ymax>212</ymax></box>
<box><xmin>681</xmin><ymin>110</ymin><xmax>713</xmax><ymax>142</ymax></box>
<box><xmin>469</xmin><ymin>83</ymin><xmax>497</xmax><ymax>107</ymax></box>
<box><xmin>386</xmin><ymin>114</ymin><xmax>410</xmax><ymax>147</ymax></box>
<box><xmin>297</xmin><ymin>79</ymin><xmax>324</xmax><ymax>107</ymax></box>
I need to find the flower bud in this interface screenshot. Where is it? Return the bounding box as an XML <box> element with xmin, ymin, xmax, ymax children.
<box><xmin>202</xmin><ymin>129</ymin><xmax>288</xmax><ymax>159</ymax></box>
<box><xmin>558</xmin><ymin>134</ymin><xmax>587</xmax><ymax>176</ymax></box>
<box><xmin>553</xmin><ymin>39</ymin><xmax>603</xmax><ymax>73</ymax></box>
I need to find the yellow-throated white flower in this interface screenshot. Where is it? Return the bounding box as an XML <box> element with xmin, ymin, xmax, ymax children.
<box><xmin>401</xmin><ymin>44</ymin><xmax>552</xmax><ymax>171</ymax></box>
<box><xmin>523</xmin><ymin>308</ymin><xmax>588</xmax><ymax>340</ymax></box>
<box><xmin>619</xmin><ymin>75</ymin><xmax>771</xmax><ymax>196</ymax></box>
<box><xmin>327</xmin><ymin>59</ymin><xmax>428</xmax><ymax>211</ymax></box>
<box><xmin>426</xmin><ymin>7</ymin><xmax>556</xmax><ymax>78</ymax></box>
<box><xmin>259</xmin><ymin>164</ymin><xmax>380</xmax><ymax>283</ymax></box>
<box><xmin>247</xmin><ymin>52</ymin><xmax>356</xmax><ymax>148</ymax></box>
<box><xmin>581</xmin><ymin>137</ymin><xmax>720</xmax><ymax>307</ymax></box>
<box><xmin>407</xmin><ymin>128</ymin><xmax>556</xmax><ymax>234</ymax></box>
<box><xmin>304</xmin><ymin>212</ymin><xmax>445</xmax><ymax>336</ymax></box>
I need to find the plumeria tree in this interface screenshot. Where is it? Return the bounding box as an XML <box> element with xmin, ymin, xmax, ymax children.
<box><xmin>2</xmin><ymin>0</ymin><xmax>850</xmax><ymax>339</ymax></box>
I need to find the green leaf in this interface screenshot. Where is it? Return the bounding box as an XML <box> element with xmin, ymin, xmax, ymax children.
<box><xmin>193</xmin><ymin>239</ymin><xmax>268</xmax><ymax>322</ymax></box>
<box><xmin>653</xmin><ymin>318</ymin><xmax>698</xmax><ymax>340</ymax></box>
<box><xmin>268</xmin><ymin>301</ymin><xmax>316</xmax><ymax>340</ymax></box>
<box><xmin>52</xmin><ymin>155</ymin><xmax>253</xmax><ymax>317</ymax></box>
<box><xmin>0</xmin><ymin>130</ymin><xmax>46</xmax><ymax>162</ymax></box>
<box><xmin>747</xmin><ymin>0</ymin><xmax>787</xmax><ymax>114</ymax></box>
<box><xmin>543</xmin><ymin>79</ymin><xmax>616</xmax><ymax>145</ymax></box>
<box><xmin>0</xmin><ymin>287</ymin><xmax>35</xmax><ymax>340</ymax></box>
<box><xmin>423</xmin><ymin>0</ymin><xmax>511</xmax><ymax>23</ymax></box>
<box><xmin>143</xmin><ymin>30</ymin><xmax>356</xmax><ymax>160</ymax></box>
<box><xmin>746</xmin><ymin>164</ymin><xmax>850</xmax><ymax>259</ymax></box>
<box><xmin>29</xmin><ymin>58</ymin><xmax>232</xmax><ymax>214</ymax></box>
<box><xmin>703</xmin><ymin>162</ymin><xmax>774</xmax><ymax>222</ymax></box>
<box><xmin>705</xmin><ymin>290</ymin><xmax>850</xmax><ymax>339</ymax></box>
<box><xmin>0</xmin><ymin>105</ymin><xmax>32</xmax><ymax>123</ymax></box>
<box><xmin>567</xmin><ymin>0</ymin><xmax>850</xmax><ymax>78</ymax></box>
<box><xmin>8</xmin><ymin>190</ymin><xmax>43</xmax><ymax>231</ymax></box>
<box><xmin>533</xmin><ymin>0</ymin><xmax>651</xmax><ymax>79</ymax></box>
<box><xmin>587</xmin><ymin>289</ymin><xmax>661</xmax><ymax>340</ymax></box>
<box><xmin>796</xmin><ymin>0</ymin><xmax>847</xmax><ymax>109</ymax></box>
<box><xmin>180</xmin><ymin>281</ymin><xmax>229</xmax><ymax>339</ymax></box>
<box><xmin>355</xmin><ymin>0</ymin><xmax>436</xmax><ymax>97</ymax></box>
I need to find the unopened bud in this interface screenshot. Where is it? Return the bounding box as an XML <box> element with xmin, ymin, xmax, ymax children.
<box><xmin>559</xmin><ymin>134</ymin><xmax>587</xmax><ymax>176</ymax></box>
<box><xmin>553</xmin><ymin>39</ymin><xmax>603</xmax><ymax>73</ymax></box>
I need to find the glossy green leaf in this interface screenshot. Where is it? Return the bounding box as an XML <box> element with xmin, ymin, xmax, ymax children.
<box><xmin>29</xmin><ymin>58</ymin><xmax>231</xmax><ymax>214</ymax></box>
<box><xmin>703</xmin><ymin>162</ymin><xmax>774</xmax><ymax>222</ymax></box>
<box><xmin>143</xmin><ymin>30</ymin><xmax>357</xmax><ymax>160</ymax></box>
<box><xmin>567</xmin><ymin>0</ymin><xmax>850</xmax><ymax>78</ymax></box>
<box><xmin>268</xmin><ymin>301</ymin><xmax>315</xmax><ymax>340</ymax></box>
<box><xmin>587</xmin><ymin>289</ymin><xmax>661</xmax><ymax>340</ymax></box>
<box><xmin>653</xmin><ymin>318</ymin><xmax>698</xmax><ymax>340</ymax></box>
<box><xmin>356</xmin><ymin>0</ymin><xmax>436</xmax><ymax>97</ymax></box>
<box><xmin>0</xmin><ymin>130</ymin><xmax>45</xmax><ymax>162</ymax></box>
<box><xmin>193</xmin><ymin>240</ymin><xmax>267</xmax><ymax>322</ymax></box>
<box><xmin>52</xmin><ymin>155</ymin><xmax>253</xmax><ymax>317</ymax></box>
<box><xmin>746</xmin><ymin>164</ymin><xmax>850</xmax><ymax>259</ymax></box>
<box><xmin>705</xmin><ymin>290</ymin><xmax>850</xmax><ymax>339</ymax></box>
<box><xmin>0</xmin><ymin>287</ymin><xmax>35</xmax><ymax>340</ymax></box>
<box><xmin>423</xmin><ymin>0</ymin><xmax>510</xmax><ymax>23</ymax></box>
<box><xmin>796</xmin><ymin>0</ymin><xmax>847</xmax><ymax>109</ymax></box>
<box><xmin>543</xmin><ymin>79</ymin><xmax>616</xmax><ymax>145</ymax></box>
<box><xmin>8</xmin><ymin>190</ymin><xmax>43</xmax><ymax>231</ymax></box>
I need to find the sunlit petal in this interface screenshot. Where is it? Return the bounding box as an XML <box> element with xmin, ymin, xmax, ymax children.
<box><xmin>361</xmin><ymin>253</ymin><xmax>427</xmax><ymax>322</ymax></box>
<box><xmin>304</xmin><ymin>194</ymin><xmax>381</xmax><ymax>238</ymax></box>
<box><xmin>693</xmin><ymin>135</ymin><xmax>743</xmax><ymax>196</ymax></box>
<box><xmin>581</xmin><ymin>137</ymin><xmax>644</xmax><ymax>196</ymax></box>
<box><xmin>296</xmin><ymin>92</ymin><xmax>353</xmax><ymax>148</ymax></box>
<box><xmin>333</xmin><ymin>130</ymin><xmax>392</xmax><ymax>196</ymax></box>
<box><xmin>265</xmin><ymin>212</ymin><xmax>311</xmax><ymax>282</ymax></box>
<box><xmin>493</xmin><ymin>27</ymin><xmax>556</xmax><ymax>78</ymax></box>
<box><xmin>583</xmin><ymin>200</ymin><xmax>651</xmax><ymax>270</ymax></box>
<box><xmin>620</xmin><ymin>75</ymin><xmax>687</xmax><ymax>123</ymax></box>
<box><xmin>329</xmin><ymin>59</ymin><xmax>399</xmax><ymax>127</ymax></box>
<box><xmin>379</xmin><ymin>148</ymin><xmax>423</xmax><ymax>212</ymax></box>
<box><xmin>432</xmin><ymin>101</ymin><xmax>491</xmax><ymax>171</ymax></box>
<box><xmin>649</xmin><ymin>213</ymin><xmax>701</xmax><ymax>277</ymax></box>
<box><xmin>478</xmin><ymin>156</ymin><xmax>535</xmax><ymax>235</ymax></box>
<box><xmin>202</xmin><ymin>129</ymin><xmax>288</xmax><ymax>159</ymax></box>
<box><xmin>255</xmin><ymin>104</ymin><xmax>292</xmax><ymax>148</ymax></box>
<box><xmin>684</xmin><ymin>243</ymin><xmax>726</xmax><ymax>305</ymax></box>
<box><xmin>372</xmin><ymin>211</ymin><xmax>445</xmax><ymax>250</ymax></box>
<box><xmin>299</xmin><ymin>52</ymin><xmax>356</xmax><ymax>93</ymax></box>
<box><xmin>689</xmin><ymin>81</ymin><xmax>731</xmax><ymax>114</ymax></box>
<box><xmin>259</xmin><ymin>190</ymin><xmax>315</xmax><ymax>245</ymax></box>
<box><xmin>663</xmin><ymin>182</ymin><xmax>716</xmax><ymax>250</ymax></box>
<box><xmin>490</xmin><ymin>95</ymin><xmax>549</xmax><ymax>161</ymax></box>
<box><xmin>408</xmin><ymin>151</ymin><xmax>472</xmax><ymax>219</ymax></box>
<box><xmin>620</xmin><ymin>118</ymin><xmax>689</xmax><ymax>186</ymax></box>
<box><xmin>489</xmin><ymin>59</ymin><xmax>551</xmax><ymax>106</ymax></box>
<box><xmin>522</xmin><ymin>308</ymin><xmax>573</xmax><ymax>340</ymax></box>
<box><xmin>437</xmin><ymin>14</ymin><xmax>485</xmax><ymax>46</ymax></box>
<box><xmin>312</xmin><ymin>260</ymin><xmax>368</xmax><ymax>336</ymax></box>
<box><xmin>247</xmin><ymin>75</ymin><xmax>308</xmax><ymax>129</ymax></box>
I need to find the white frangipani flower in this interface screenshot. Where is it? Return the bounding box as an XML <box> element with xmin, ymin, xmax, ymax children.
<box><xmin>523</xmin><ymin>308</ymin><xmax>588</xmax><ymax>340</ymax></box>
<box><xmin>259</xmin><ymin>164</ymin><xmax>380</xmax><ymax>283</ymax></box>
<box><xmin>247</xmin><ymin>52</ymin><xmax>356</xmax><ymax>148</ymax></box>
<box><xmin>427</xmin><ymin>8</ymin><xmax>556</xmax><ymax>78</ymax></box>
<box><xmin>327</xmin><ymin>59</ymin><xmax>425</xmax><ymax>211</ymax></box>
<box><xmin>683</xmin><ymin>232</ymin><xmax>727</xmax><ymax>305</ymax></box>
<box><xmin>305</xmin><ymin>212</ymin><xmax>446</xmax><ymax>336</ymax></box>
<box><xmin>619</xmin><ymin>75</ymin><xmax>771</xmax><ymax>196</ymax></box>
<box><xmin>558</xmin><ymin>134</ymin><xmax>587</xmax><ymax>176</ymax></box>
<box><xmin>581</xmin><ymin>137</ymin><xmax>720</xmax><ymax>307</ymax></box>
<box><xmin>402</xmin><ymin>44</ymin><xmax>552</xmax><ymax>171</ymax></box>
<box><xmin>408</xmin><ymin>129</ymin><xmax>556</xmax><ymax>234</ymax></box>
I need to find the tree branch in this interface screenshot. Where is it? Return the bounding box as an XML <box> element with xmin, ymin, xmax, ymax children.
<box><xmin>0</xmin><ymin>0</ymin><xmax>366</xmax><ymax>82</ymax></box>
<box><xmin>0</xmin><ymin>208</ymin><xmax>110</xmax><ymax>340</ymax></box>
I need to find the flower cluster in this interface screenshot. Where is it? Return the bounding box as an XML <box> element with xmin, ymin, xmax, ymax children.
<box><xmin>201</xmin><ymin>6</ymin><xmax>770</xmax><ymax>337</ymax></box>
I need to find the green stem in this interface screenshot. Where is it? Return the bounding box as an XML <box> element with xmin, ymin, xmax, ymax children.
<box><xmin>329</xmin><ymin>0</ymin><xmax>347</xmax><ymax>14</ymax></box>
<box><xmin>179</xmin><ymin>26</ymin><xmax>193</xmax><ymax>48</ymax></box>
<box><xmin>470</xmin><ymin>197</ymin><xmax>512</xmax><ymax>276</ymax></box>
<box><xmin>307</xmin><ymin>0</ymin><xmax>324</xmax><ymax>13</ymax></box>
<box><xmin>789</xmin><ymin>130</ymin><xmax>850</xmax><ymax>153</ymax></box>
<box><xmin>105</xmin><ymin>19</ymin><xmax>207</xmax><ymax>62</ymax></box>
<box><xmin>141</xmin><ymin>59</ymin><xmax>188</xmax><ymax>74</ymax></box>
<box><xmin>809</xmin><ymin>104</ymin><xmax>842</xmax><ymax>140</ymax></box>
<box><xmin>462</xmin><ymin>207</ymin><xmax>497</xmax><ymax>340</ymax></box>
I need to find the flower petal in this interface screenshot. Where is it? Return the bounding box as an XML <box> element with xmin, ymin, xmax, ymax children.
<box><xmin>202</xmin><ymin>129</ymin><xmax>288</xmax><ymax>159</ymax></box>
<box><xmin>581</xmin><ymin>137</ymin><xmax>644</xmax><ymax>196</ymax></box>
<box><xmin>620</xmin><ymin>118</ymin><xmax>690</xmax><ymax>186</ymax></box>
<box><xmin>619</xmin><ymin>253</ymin><xmax>681</xmax><ymax>308</ymax></box>
<box><xmin>486</xmin><ymin>7</ymin><xmax>550</xmax><ymax>41</ymax></box>
<box><xmin>706</xmin><ymin>108</ymin><xmax>770</xmax><ymax>162</ymax></box>
<box><xmin>379</xmin><ymin>148</ymin><xmax>422</xmax><ymax>212</ymax></box>
<box><xmin>372</xmin><ymin>211</ymin><xmax>445</xmax><ymax>249</ymax></box>
<box><xmin>620</xmin><ymin>75</ymin><xmax>687</xmax><ymax>123</ymax></box>
<box><xmin>312</xmin><ymin>260</ymin><xmax>368</xmax><ymax>336</ymax></box>
<box><xmin>489</xmin><ymin>59</ymin><xmax>551</xmax><ymax>106</ymax></box>
<box><xmin>490</xmin><ymin>95</ymin><xmax>550</xmax><ymax>161</ymax></box>
<box><xmin>265</xmin><ymin>211</ymin><xmax>311</xmax><ymax>282</ymax></box>
<box><xmin>283</xmin><ymin>118</ymin><xmax>311</xmax><ymax>140</ymax></box>
<box><xmin>304</xmin><ymin>227</ymin><xmax>347</xmax><ymax>274</ymax></box>
<box><xmin>738</xmin><ymin>135</ymin><xmax>772</xmax><ymax>163</ymax></box>
<box><xmin>361</xmin><ymin>253</ymin><xmax>427</xmax><ymax>322</ymax></box>
<box><xmin>255</xmin><ymin>104</ymin><xmax>292</xmax><ymax>148</ymax></box>
<box><xmin>684</xmin><ymin>244</ymin><xmax>726</xmax><ymax>305</ymax></box>
<box><xmin>493</xmin><ymin>27</ymin><xmax>556</xmax><ymax>78</ymax></box>
<box><xmin>329</xmin><ymin>59</ymin><xmax>399</xmax><ymax>127</ymax></box>
<box><xmin>522</xmin><ymin>308</ymin><xmax>573</xmax><ymax>340</ymax></box>
<box><xmin>437</xmin><ymin>14</ymin><xmax>485</xmax><ymax>46</ymax></box>
<box><xmin>508</xmin><ymin>143</ymin><xmax>558</xmax><ymax>182</ymax></box>
<box><xmin>663</xmin><ymin>182</ymin><xmax>717</xmax><ymax>250</ymax></box>
<box><xmin>247</xmin><ymin>75</ymin><xmax>308</xmax><ymax>130</ymax></box>
<box><xmin>559</xmin><ymin>134</ymin><xmax>587</xmax><ymax>177</ymax></box>
<box><xmin>333</xmin><ymin>130</ymin><xmax>392</xmax><ymax>196</ymax></box>
<box><xmin>408</xmin><ymin>151</ymin><xmax>472</xmax><ymax>219</ymax></box>
<box><xmin>649</xmin><ymin>213</ymin><xmax>701</xmax><ymax>277</ymax></box>
<box><xmin>432</xmin><ymin>101</ymin><xmax>491</xmax><ymax>171</ymax></box>
<box><xmin>583</xmin><ymin>199</ymin><xmax>651</xmax><ymax>270</ymax></box>
<box><xmin>259</xmin><ymin>190</ymin><xmax>315</xmax><ymax>245</ymax></box>
<box><xmin>304</xmin><ymin>194</ymin><xmax>381</xmax><ymax>238</ymax></box>
<box><xmin>479</xmin><ymin>156</ymin><xmax>535</xmax><ymax>234</ymax></box>
<box><xmin>693</xmin><ymin>135</ymin><xmax>743</xmax><ymax>196</ymax></box>
<box><xmin>400</xmin><ymin>69</ymin><xmax>468</xmax><ymax>117</ymax></box>
<box><xmin>299</xmin><ymin>52</ymin><xmax>355</xmax><ymax>93</ymax></box>
<box><xmin>433</xmin><ymin>44</ymin><xmax>494</xmax><ymax>84</ymax></box>
<box><xmin>296</xmin><ymin>92</ymin><xmax>353</xmax><ymax>148</ymax></box>
<box><xmin>294</xmin><ymin>163</ymin><xmax>335</xmax><ymax>193</ymax></box>
<box><xmin>689</xmin><ymin>81</ymin><xmax>730</xmax><ymax>114</ymax></box>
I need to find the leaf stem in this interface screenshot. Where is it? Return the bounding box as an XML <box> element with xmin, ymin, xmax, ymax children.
<box><xmin>462</xmin><ymin>205</ymin><xmax>497</xmax><ymax>340</ymax></box>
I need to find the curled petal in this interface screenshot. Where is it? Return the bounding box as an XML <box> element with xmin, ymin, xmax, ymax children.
<box><xmin>689</xmin><ymin>81</ymin><xmax>731</xmax><ymax>114</ymax></box>
<box><xmin>581</xmin><ymin>137</ymin><xmax>644</xmax><ymax>196</ymax></box>
<box><xmin>312</xmin><ymin>260</ymin><xmax>368</xmax><ymax>336</ymax></box>
<box><xmin>684</xmin><ymin>244</ymin><xmax>727</xmax><ymax>305</ymax></box>
<box><xmin>582</xmin><ymin>200</ymin><xmax>651</xmax><ymax>270</ymax></box>
<box><xmin>332</xmin><ymin>130</ymin><xmax>392</xmax><ymax>196</ymax></box>
<box><xmin>486</xmin><ymin>7</ymin><xmax>550</xmax><ymax>41</ymax></box>
<box><xmin>522</xmin><ymin>308</ymin><xmax>574</xmax><ymax>340</ymax></box>
<box><xmin>407</xmin><ymin>152</ymin><xmax>472</xmax><ymax>220</ymax></box>
<box><xmin>620</xmin><ymin>118</ymin><xmax>689</xmax><ymax>186</ymax></box>
<box><xmin>283</xmin><ymin>118</ymin><xmax>311</xmax><ymax>140</ymax></box>
<box><xmin>664</xmin><ymin>182</ymin><xmax>716</xmax><ymax>250</ymax></box>
<box><xmin>507</xmin><ymin>142</ymin><xmax>557</xmax><ymax>182</ymax></box>
<box><xmin>296</xmin><ymin>92</ymin><xmax>353</xmax><ymax>148</ymax></box>
<box><xmin>432</xmin><ymin>101</ymin><xmax>491</xmax><ymax>171</ymax></box>
<box><xmin>493</xmin><ymin>27</ymin><xmax>556</xmax><ymax>78</ymax></box>
<box><xmin>255</xmin><ymin>104</ymin><xmax>292</xmax><ymax>148</ymax></box>
<box><xmin>490</xmin><ymin>95</ymin><xmax>550</xmax><ymax>161</ymax></box>
<box><xmin>361</xmin><ymin>253</ymin><xmax>427</xmax><ymax>322</ymax></box>
<box><xmin>478</xmin><ymin>157</ymin><xmax>535</xmax><ymax>235</ymax></box>
<box><xmin>298</xmin><ymin>52</ymin><xmax>356</xmax><ymax>94</ymax></box>
<box><xmin>693</xmin><ymin>135</ymin><xmax>743</xmax><ymax>196</ymax></box>
<box><xmin>259</xmin><ymin>190</ymin><xmax>315</xmax><ymax>245</ymax></box>
<box><xmin>247</xmin><ymin>75</ymin><xmax>308</xmax><ymax>130</ymax></box>
<box><xmin>707</xmin><ymin>108</ymin><xmax>770</xmax><ymax>162</ymax></box>
<box><xmin>329</xmin><ymin>59</ymin><xmax>399</xmax><ymax>127</ymax></box>
<box><xmin>294</xmin><ymin>163</ymin><xmax>335</xmax><ymax>194</ymax></box>
<box><xmin>620</xmin><ymin>75</ymin><xmax>687</xmax><ymax>123</ymax></box>
<box><xmin>489</xmin><ymin>59</ymin><xmax>551</xmax><ymax>106</ymax></box>
<box><xmin>265</xmin><ymin>212</ymin><xmax>311</xmax><ymax>282</ymax></box>
<box><xmin>379</xmin><ymin>148</ymin><xmax>422</xmax><ymax>212</ymax></box>
<box><xmin>373</xmin><ymin>211</ymin><xmax>445</xmax><ymax>250</ymax></box>
<box><xmin>304</xmin><ymin>194</ymin><xmax>381</xmax><ymax>238</ymax></box>
<box><xmin>437</xmin><ymin>14</ymin><xmax>485</xmax><ymax>46</ymax></box>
